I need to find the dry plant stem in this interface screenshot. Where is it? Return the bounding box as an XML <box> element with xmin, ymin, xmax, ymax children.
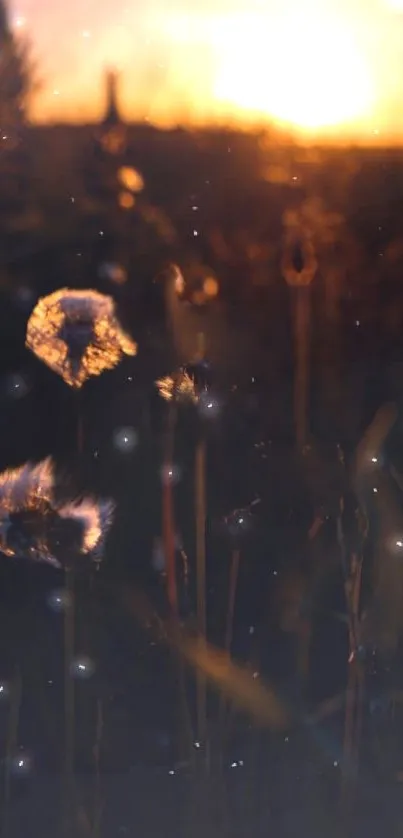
<box><xmin>293</xmin><ymin>286</ymin><xmax>311</xmax><ymax>450</ymax></box>
<box><xmin>2</xmin><ymin>667</ymin><xmax>22</xmax><ymax>838</ymax></box>
<box><xmin>195</xmin><ymin>439</ymin><xmax>207</xmax><ymax>750</ymax></box>
<box><xmin>219</xmin><ymin>549</ymin><xmax>241</xmax><ymax>736</ymax></box>
<box><xmin>296</xmin><ymin>619</ymin><xmax>312</xmax><ymax>685</ymax></box>
<box><xmin>64</xmin><ymin>565</ymin><xmax>76</xmax><ymax>838</ymax></box>
<box><xmin>163</xmin><ymin>401</ymin><xmax>193</xmax><ymax>760</ymax></box>
<box><xmin>92</xmin><ymin>697</ymin><xmax>103</xmax><ymax>838</ymax></box>
<box><xmin>163</xmin><ymin>402</ymin><xmax>178</xmax><ymax>615</ymax></box>
<box><xmin>77</xmin><ymin>412</ymin><xmax>84</xmax><ymax>457</ymax></box>
<box><xmin>225</xmin><ymin>550</ymin><xmax>241</xmax><ymax>654</ymax></box>
<box><xmin>341</xmin><ymin>553</ymin><xmax>363</xmax><ymax>820</ymax></box>
<box><xmin>75</xmin><ymin>391</ymin><xmax>84</xmax><ymax>459</ymax></box>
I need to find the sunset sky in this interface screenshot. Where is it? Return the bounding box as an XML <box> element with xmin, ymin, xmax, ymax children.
<box><xmin>9</xmin><ymin>0</ymin><xmax>403</xmax><ymax>141</ymax></box>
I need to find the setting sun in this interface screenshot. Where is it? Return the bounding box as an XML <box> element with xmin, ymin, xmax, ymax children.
<box><xmin>213</xmin><ymin>11</ymin><xmax>373</xmax><ymax>132</ymax></box>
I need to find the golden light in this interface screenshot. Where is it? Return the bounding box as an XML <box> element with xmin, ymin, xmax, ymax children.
<box><xmin>192</xmin><ymin>290</ymin><xmax>207</xmax><ymax>306</ymax></box>
<box><xmin>203</xmin><ymin>277</ymin><xmax>219</xmax><ymax>299</ymax></box>
<box><xmin>117</xmin><ymin>166</ymin><xmax>145</xmax><ymax>193</ymax></box>
<box><xmin>156</xmin><ymin>370</ymin><xmax>198</xmax><ymax>405</ymax></box>
<box><xmin>118</xmin><ymin>191</ymin><xmax>135</xmax><ymax>209</ymax></box>
<box><xmin>173</xmin><ymin>266</ymin><xmax>185</xmax><ymax>296</ymax></box>
<box><xmin>174</xmin><ymin>262</ymin><xmax>220</xmax><ymax>306</ymax></box>
<box><xmin>58</xmin><ymin>497</ymin><xmax>114</xmax><ymax>557</ymax></box>
<box><xmin>26</xmin><ymin>288</ymin><xmax>137</xmax><ymax>388</ymax></box>
<box><xmin>0</xmin><ymin>458</ymin><xmax>114</xmax><ymax>566</ymax></box>
<box><xmin>213</xmin><ymin>10</ymin><xmax>373</xmax><ymax>131</ymax></box>
<box><xmin>100</xmin><ymin>126</ymin><xmax>127</xmax><ymax>155</ymax></box>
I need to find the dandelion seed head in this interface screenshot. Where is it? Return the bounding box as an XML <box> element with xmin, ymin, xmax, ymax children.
<box><xmin>26</xmin><ymin>289</ymin><xmax>137</xmax><ymax>388</ymax></box>
<box><xmin>156</xmin><ymin>369</ymin><xmax>198</xmax><ymax>405</ymax></box>
<box><xmin>0</xmin><ymin>458</ymin><xmax>113</xmax><ymax>567</ymax></box>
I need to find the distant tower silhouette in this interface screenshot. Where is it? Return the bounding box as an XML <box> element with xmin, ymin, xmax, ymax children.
<box><xmin>103</xmin><ymin>69</ymin><xmax>120</xmax><ymax>127</ymax></box>
<box><xmin>99</xmin><ymin>68</ymin><xmax>126</xmax><ymax>154</ymax></box>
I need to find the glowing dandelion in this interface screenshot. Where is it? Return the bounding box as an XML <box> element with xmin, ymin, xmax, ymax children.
<box><xmin>156</xmin><ymin>368</ymin><xmax>220</xmax><ymax>423</ymax></box>
<box><xmin>26</xmin><ymin>289</ymin><xmax>137</xmax><ymax>389</ymax></box>
<box><xmin>0</xmin><ymin>458</ymin><xmax>114</xmax><ymax>568</ymax></box>
<box><xmin>156</xmin><ymin>369</ymin><xmax>198</xmax><ymax>405</ymax></box>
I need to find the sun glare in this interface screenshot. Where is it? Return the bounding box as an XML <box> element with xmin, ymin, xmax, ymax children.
<box><xmin>213</xmin><ymin>11</ymin><xmax>373</xmax><ymax>132</ymax></box>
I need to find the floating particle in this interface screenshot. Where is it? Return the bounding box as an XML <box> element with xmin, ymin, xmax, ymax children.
<box><xmin>160</xmin><ymin>463</ymin><xmax>181</xmax><ymax>486</ymax></box>
<box><xmin>113</xmin><ymin>426</ymin><xmax>138</xmax><ymax>453</ymax></box>
<box><xmin>0</xmin><ymin>682</ymin><xmax>9</xmax><ymax>698</ymax></box>
<box><xmin>11</xmin><ymin>752</ymin><xmax>32</xmax><ymax>775</ymax></box>
<box><xmin>71</xmin><ymin>656</ymin><xmax>95</xmax><ymax>679</ymax></box>
<box><xmin>48</xmin><ymin>589</ymin><xmax>72</xmax><ymax>613</ymax></box>
<box><xmin>3</xmin><ymin>373</ymin><xmax>30</xmax><ymax>399</ymax></box>
<box><xmin>198</xmin><ymin>391</ymin><xmax>221</xmax><ymax>419</ymax></box>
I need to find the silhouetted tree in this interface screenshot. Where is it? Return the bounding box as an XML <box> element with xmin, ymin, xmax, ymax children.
<box><xmin>0</xmin><ymin>0</ymin><xmax>35</xmax><ymax>126</ymax></box>
<box><xmin>0</xmin><ymin>0</ymin><xmax>41</xmax><ymax>243</ymax></box>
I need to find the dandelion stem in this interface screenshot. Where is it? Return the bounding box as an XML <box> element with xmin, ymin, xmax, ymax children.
<box><xmin>64</xmin><ymin>566</ymin><xmax>76</xmax><ymax>838</ymax></box>
<box><xmin>163</xmin><ymin>402</ymin><xmax>178</xmax><ymax>616</ymax></box>
<box><xmin>293</xmin><ymin>285</ymin><xmax>311</xmax><ymax>449</ymax></box>
<box><xmin>2</xmin><ymin>667</ymin><xmax>22</xmax><ymax>838</ymax></box>
<box><xmin>195</xmin><ymin>439</ymin><xmax>207</xmax><ymax>751</ymax></box>
<box><xmin>162</xmin><ymin>399</ymin><xmax>193</xmax><ymax>762</ymax></box>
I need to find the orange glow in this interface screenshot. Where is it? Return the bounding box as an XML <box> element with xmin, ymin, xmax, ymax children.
<box><xmin>118</xmin><ymin>191</ymin><xmax>135</xmax><ymax>209</ymax></box>
<box><xmin>117</xmin><ymin>167</ymin><xmax>145</xmax><ymax>193</ymax></box>
<box><xmin>156</xmin><ymin>370</ymin><xmax>198</xmax><ymax>404</ymax></box>
<box><xmin>203</xmin><ymin>277</ymin><xmax>219</xmax><ymax>299</ymax></box>
<box><xmin>213</xmin><ymin>10</ymin><xmax>373</xmax><ymax>132</ymax></box>
<box><xmin>100</xmin><ymin>127</ymin><xmax>127</xmax><ymax>155</ymax></box>
<box><xmin>18</xmin><ymin>0</ymin><xmax>403</xmax><ymax>142</ymax></box>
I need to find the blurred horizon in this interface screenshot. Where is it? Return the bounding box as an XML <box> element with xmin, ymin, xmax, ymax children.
<box><xmin>9</xmin><ymin>0</ymin><xmax>403</xmax><ymax>145</ymax></box>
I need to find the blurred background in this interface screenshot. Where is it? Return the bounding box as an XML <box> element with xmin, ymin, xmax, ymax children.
<box><xmin>1</xmin><ymin>0</ymin><xmax>403</xmax><ymax>836</ymax></box>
